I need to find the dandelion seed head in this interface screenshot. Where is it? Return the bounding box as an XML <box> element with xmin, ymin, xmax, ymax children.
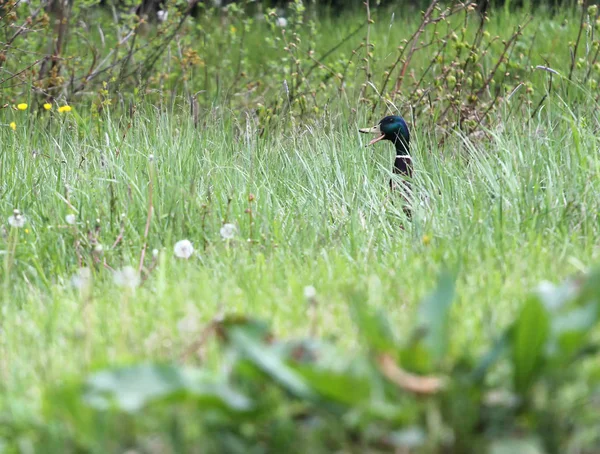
<box><xmin>174</xmin><ymin>239</ymin><xmax>194</xmax><ymax>259</ymax></box>
<box><xmin>71</xmin><ymin>267</ymin><xmax>92</xmax><ymax>290</ymax></box>
<box><xmin>303</xmin><ymin>285</ymin><xmax>317</xmax><ymax>300</ymax></box>
<box><xmin>152</xmin><ymin>248</ymin><xmax>159</xmax><ymax>258</ymax></box>
<box><xmin>276</xmin><ymin>17</ymin><xmax>288</xmax><ymax>27</ymax></box>
<box><xmin>157</xmin><ymin>9</ymin><xmax>168</xmax><ymax>22</ymax></box>
<box><xmin>220</xmin><ymin>223</ymin><xmax>237</xmax><ymax>240</ymax></box>
<box><xmin>148</xmin><ymin>154</ymin><xmax>154</xmax><ymax>162</ymax></box>
<box><xmin>8</xmin><ymin>210</ymin><xmax>26</xmax><ymax>228</ymax></box>
<box><xmin>66</xmin><ymin>214</ymin><xmax>76</xmax><ymax>225</ymax></box>
<box><xmin>94</xmin><ymin>244</ymin><xmax>104</xmax><ymax>253</ymax></box>
<box><xmin>113</xmin><ymin>266</ymin><xmax>140</xmax><ymax>290</ymax></box>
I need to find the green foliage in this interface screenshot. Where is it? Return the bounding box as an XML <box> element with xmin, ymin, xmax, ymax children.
<box><xmin>12</xmin><ymin>268</ymin><xmax>597</xmax><ymax>452</ymax></box>
<box><xmin>1</xmin><ymin>0</ymin><xmax>599</xmax><ymax>136</ymax></box>
<box><xmin>416</xmin><ymin>271</ymin><xmax>455</xmax><ymax>365</ymax></box>
<box><xmin>1</xmin><ymin>2</ymin><xmax>600</xmax><ymax>452</ymax></box>
<box><xmin>511</xmin><ymin>296</ymin><xmax>550</xmax><ymax>394</ymax></box>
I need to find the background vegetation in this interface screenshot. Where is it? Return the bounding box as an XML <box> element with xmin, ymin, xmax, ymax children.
<box><xmin>1</xmin><ymin>0</ymin><xmax>600</xmax><ymax>452</ymax></box>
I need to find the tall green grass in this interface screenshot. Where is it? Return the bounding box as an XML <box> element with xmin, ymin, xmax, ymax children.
<box><xmin>0</xmin><ymin>3</ymin><xmax>599</xmax><ymax>443</ymax></box>
<box><xmin>1</xmin><ymin>98</ymin><xmax>599</xmax><ymax>413</ymax></box>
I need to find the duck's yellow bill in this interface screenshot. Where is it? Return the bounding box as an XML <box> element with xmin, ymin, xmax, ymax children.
<box><xmin>359</xmin><ymin>124</ymin><xmax>385</xmax><ymax>146</ymax></box>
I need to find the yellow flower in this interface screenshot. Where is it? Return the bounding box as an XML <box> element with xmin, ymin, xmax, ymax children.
<box><xmin>43</xmin><ymin>103</ymin><xmax>52</xmax><ymax>110</ymax></box>
<box><xmin>9</xmin><ymin>122</ymin><xmax>16</xmax><ymax>131</ymax></box>
<box><xmin>17</xmin><ymin>103</ymin><xmax>28</xmax><ymax>111</ymax></box>
<box><xmin>230</xmin><ymin>25</ymin><xmax>237</xmax><ymax>34</ymax></box>
<box><xmin>422</xmin><ymin>234</ymin><xmax>432</xmax><ymax>246</ymax></box>
<box><xmin>58</xmin><ymin>105</ymin><xmax>72</xmax><ymax>113</ymax></box>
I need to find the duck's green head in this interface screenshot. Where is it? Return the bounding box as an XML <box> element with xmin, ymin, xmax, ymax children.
<box><xmin>359</xmin><ymin>115</ymin><xmax>410</xmax><ymax>150</ymax></box>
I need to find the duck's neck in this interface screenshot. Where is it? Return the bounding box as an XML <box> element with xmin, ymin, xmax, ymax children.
<box><xmin>393</xmin><ymin>140</ymin><xmax>412</xmax><ymax>178</ymax></box>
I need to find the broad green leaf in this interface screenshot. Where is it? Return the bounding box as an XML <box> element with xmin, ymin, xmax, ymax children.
<box><xmin>398</xmin><ymin>342</ymin><xmax>433</xmax><ymax>374</ymax></box>
<box><xmin>512</xmin><ymin>297</ymin><xmax>550</xmax><ymax>394</ymax></box>
<box><xmin>548</xmin><ymin>303</ymin><xmax>598</xmax><ymax>363</ymax></box>
<box><xmin>416</xmin><ymin>272</ymin><xmax>456</xmax><ymax>363</ymax></box>
<box><xmin>387</xmin><ymin>426</ymin><xmax>426</xmax><ymax>448</ymax></box>
<box><xmin>489</xmin><ymin>437</ymin><xmax>546</xmax><ymax>454</ymax></box>
<box><xmin>349</xmin><ymin>297</ymin><xmax>397</xmax><ymax>353</ymax></box>
<box><xmin>293</xmin><ymin>364</ymin><xmax>371</xmax><ymax>406</ymax></box>
<box><xmin>553</xmin><ymin>302</ymin><xmax>597</xmax><ymax>334</ymax></box>
<box><xmin>471</xmin><ymin>330</ymin><xmax>511</xmax><ymax>383</ymax></box>
<box><xmin>229</xmin><ymin>328</ymin><xmax>313</xmax><ymax>399</ymax></box>
<box><xmin>217</xmin><ymin>316</ymin><xmax>271</xmax><ymax>343</ymax></box>
<box><xmin>576</xmin><ymin>268</ymin><xmax>600</xmax><ymax>306</ymax></box>
<box><xmin>83</xmin><ymin>364</ymin><xmax>252</xmax><ymax>413</ymax></box>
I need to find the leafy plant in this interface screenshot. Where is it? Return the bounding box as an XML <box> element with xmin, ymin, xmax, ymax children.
<box><xmin>25</xmin><ymin>267</ymin><xmax>600</xmax><ymax>452</ymax></box>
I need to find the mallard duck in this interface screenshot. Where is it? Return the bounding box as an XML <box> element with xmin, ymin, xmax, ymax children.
<box><xmin>359</xmin><ymin>115</ymin><xmax>411</xmax><ymax>191</ymax></box>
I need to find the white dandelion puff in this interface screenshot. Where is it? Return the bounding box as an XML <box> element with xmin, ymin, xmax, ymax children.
<box><xmin>276</xmin><ymin>16</ymin><xmax>288</xmax><ymax>27</ymax></box>
<box><xmin>8</xmin><ymin>209</ymin><xmax>26</xmax><ymax>228</ymax></box>
<box><xmin>65</xmin><ymin>214</ymin><xmax>77</xmax><ymax>225</ymax></box>
<box><xmin>113</xmin><ymin>266</ymin><xmax>140</xmax><ymax>290</ymax></box>
<box><xmin>157</xmin><ymin>9</ymin><xmax>168</xmax><ymax>22</ymax></box>
<box><xmin>152</xmin><ymin>248</ymin><xmax>159</xmax><ymax>258</ymax></box>
<box><xmin>303</xmin><ymin>285</ymin><xmax>317</xmax><ymax>300</ymax></box>
<box><xmin>220</xmin><ymin>223</ymin><xmax>237</xmax><ymax>240</ymax></box>
<box><xmin>71</xmin><ymin>267</ymin><xmax>92</xmax><ymax>290</ymax></box>
<box><xmin>174</xmin><ymin>239</ymin><xmax>194</xmax><ymax>259</ymax></box>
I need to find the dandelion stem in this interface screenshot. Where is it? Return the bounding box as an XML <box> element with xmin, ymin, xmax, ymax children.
<box><xmin>3</xmin><ymin>227</ymin><xmax>19</xmax><ymax>303</ymax></box>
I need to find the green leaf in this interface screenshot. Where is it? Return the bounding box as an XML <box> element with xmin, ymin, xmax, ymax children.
<box><xmin>293</xmin><ymin>364</ymin><xmax>371</xmax><ymax>406</ymax></box>
<box><xmin>228</xmin><ymin>328</ymin><xmax>314</xmax><ymax>399</ymax></box>
<box><xmin>489</xmin><ymin>437</ymin><xmax>546</xmax><ymax>454</ymax></box>
<box><xmin>471</xmin><ymin>330</ymin><xmax>510</xmax><ymax>383</ymax></box>
<box><xmin>387</xmin><ymin>426</ymin><xmax>426</xmax><ymax>448</ymax></box>
<box><xmin>416</xmin><ymin>271</ymin><xmax>456</xmax><ymax>363</ymax></box>
<box><xmin>217</xmin><ymin>316</ymin><xmax>272</xmax><ymax>343</ymax></box>
<box><xmin>576</xmin><ymin>267</ymin><xmax>600</xmax><ymax>306</ymax></box>
<box><xmin>349</xmin><ymin>296</ymin><xmax>397</xmax><ymax>354</ymax></box>
<box><xmin>550</xmin><ymin>303</ymin><xmax>598</xmax><ymax>362</ymax></box>
<box><xmin>83</xmin><ymin>364</ymin><xmax>252</xmax><ymax>413</ymax></box>
<box><xmin>398</xmin><ymin>342</ymin><xmax>434</xmax><ymax>374</ymax></box>
<box><xmin>511</xmin><ymin>297</ymin><xmax>550</xmax><ymax>394</ymax></box>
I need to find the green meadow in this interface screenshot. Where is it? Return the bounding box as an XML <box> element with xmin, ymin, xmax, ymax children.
<box><xmin>1</xmin><ymin>1</ymin><xmax>600</xmax><ymax>451</ymax></box>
